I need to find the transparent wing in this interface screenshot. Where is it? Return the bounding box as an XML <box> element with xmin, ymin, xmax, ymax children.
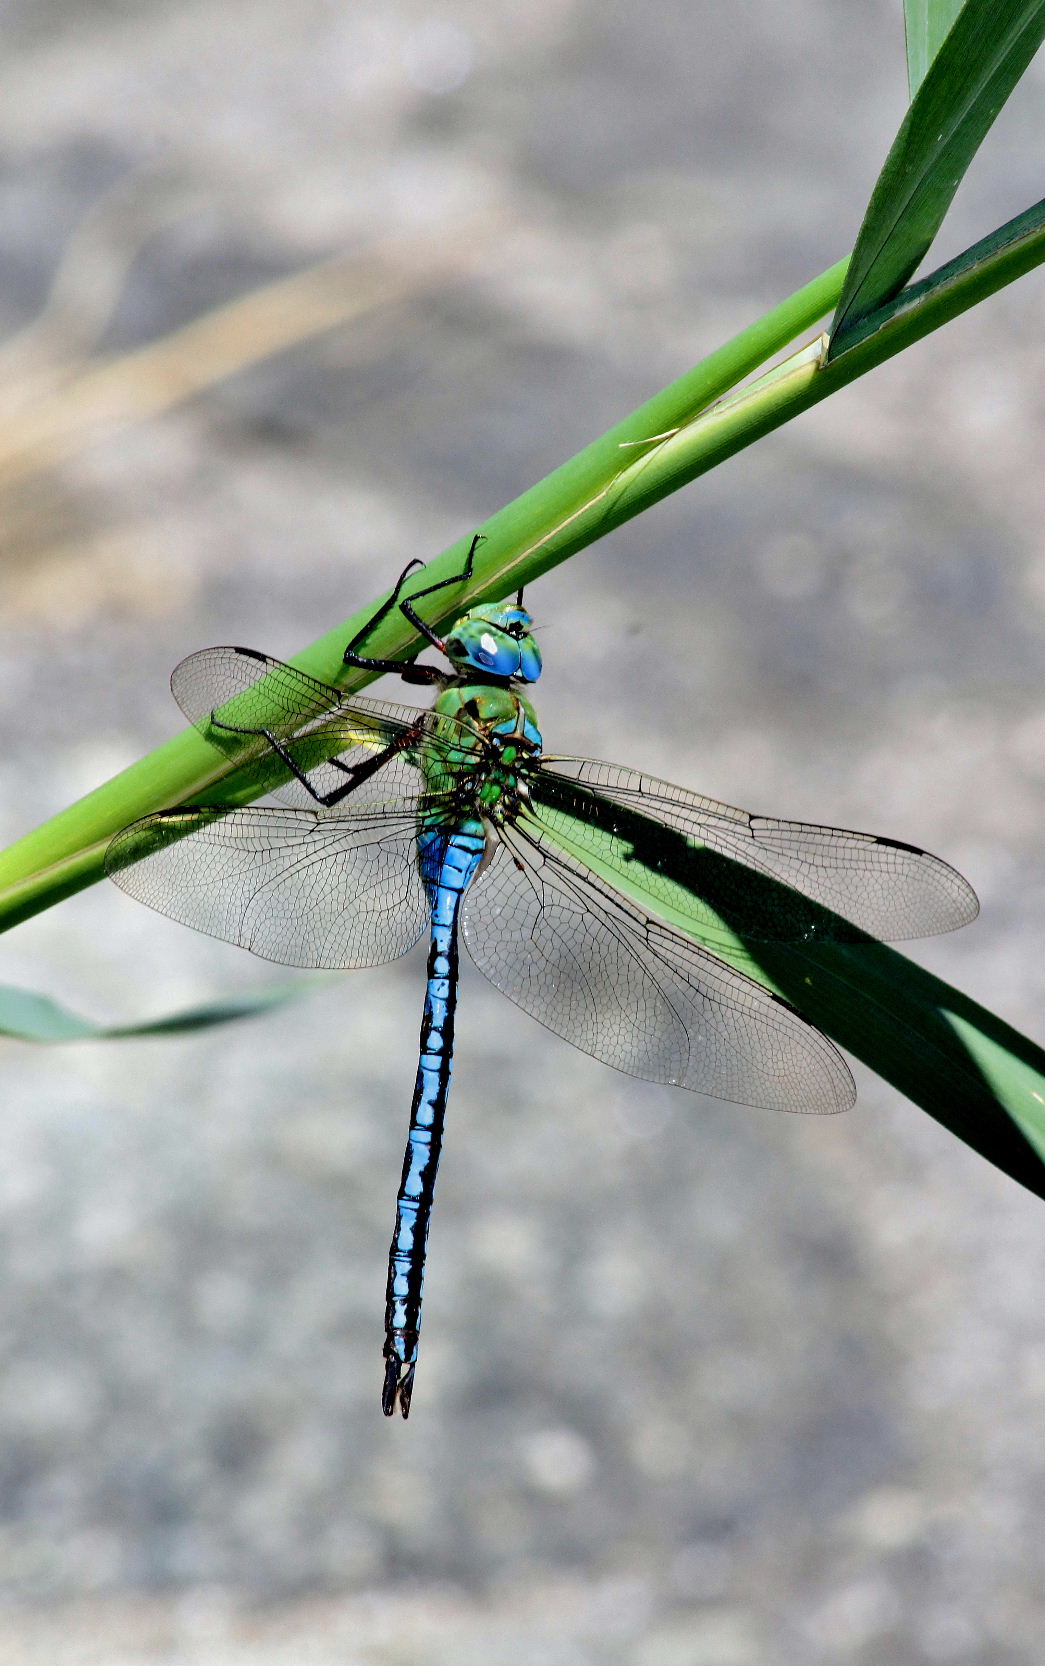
<box><xmin>462</xmin><ymin>815</ymin><xmax>855</xmax><ymax>1114</ymax></box>
<box><xmin>171</xmin><ymin>646</ymin><xmax>484</xmax><ymax>808</ymax></box>
<box><xmin>106</xmin><ymin>803</ymin><xmax>429</xmax><ymax>969</ymax></box>
<box><xmin>530</xmin><ymin>757</ymin><xmax>978</xmax><ymax>944</ymax></box>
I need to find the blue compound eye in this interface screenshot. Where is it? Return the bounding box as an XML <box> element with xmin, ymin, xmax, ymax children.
<box><xmin>444</xmin><ymin>605</ymin><xmax>542</xmax><ymax>682</ymax></box>
<box><xmin>517</xmin><ymin>638</ymin><xmax>542</xmax><ymax>682</ymax></box>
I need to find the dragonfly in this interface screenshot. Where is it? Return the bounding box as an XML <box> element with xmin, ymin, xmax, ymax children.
<box><xmin>106</xmin><ymin>536</ymin><xmax>978</xmax><ymax>1417</ymax></box>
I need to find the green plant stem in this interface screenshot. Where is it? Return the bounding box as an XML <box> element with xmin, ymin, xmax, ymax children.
<box><xmin>0</xmin><ymin>205</ymin><xmax>1041</xmax><ymax>932</ymax></box>
<box><xmin>0</xmin><ymin>255</ymin><xmax>847</xmax><ymax>929</ymax></box>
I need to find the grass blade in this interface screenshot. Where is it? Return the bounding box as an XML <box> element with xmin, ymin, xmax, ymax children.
<box><xmin>0</xmin><ymin>977</ymin><xmax>322</xmax><ymax>1042</ymax></box>
<box><xmin>752</xmin><ymin>941</ymin><xmax>1045</xmax><ymax>1200</ymax></box>
<box><xmin>904</xmin><ymin>0</ymin><xmax>965</xmax><ymax>95</ymax></box>
<box><xmin>831</xmin><ymin>0</ymin><xmax>1045</xmax><ymax>350</ymax></box>
<box><xmin>827</xmin><ymin>197</ymin><xmax>1044</xmax><ymax>356</ymax></box>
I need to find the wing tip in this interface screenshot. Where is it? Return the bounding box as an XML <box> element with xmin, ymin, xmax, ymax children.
<box><xmin>875</xmin><ymin>839</ymin><xmax>981</xmax><ymax>939</ymax></box>
<box><xmin>821</xmin><ymin>1060</ymin><xmax>857</xmax><ymax>1115</ymax></box>
<box><xmin>764</xmin><ymin>988</ymin><xmax>856</xmax><ymax>1115</ymax></box>
<box><xmin>953</xmin><ymin>872</ymin><xmax>980</xmax><ymax>930</ymax></box>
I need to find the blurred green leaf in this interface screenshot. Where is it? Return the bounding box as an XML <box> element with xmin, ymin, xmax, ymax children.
<box><xmin>904</xmin><ymin>0</ymin><xmax>965</xmax><ymax>95</ymax></box>
<box><xmin>0</xmin><ymin>977</ymin><xmax>324</xmax><ymax>1042</ymax></box>
<box><xmin>831</xmin><ymin>0</ymin><xmax>1045</xmax><ymax>351</ymax></box>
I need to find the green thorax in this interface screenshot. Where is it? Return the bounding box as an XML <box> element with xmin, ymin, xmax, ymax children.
<box><xmin>424</xmin><ymin>676</ymin><xmax>543</xmax><ymax>820</ymax></box>
<box><xmin>435</xmin><ymin>676</ymin><xmax>541</xmax><ymax>742</ymax></box>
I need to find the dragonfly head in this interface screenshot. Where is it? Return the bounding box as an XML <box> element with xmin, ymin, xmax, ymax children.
<box><xmin>444</xmin><ymin>601</ymin><xmax>542</xmax><ymax>683</ymax></box>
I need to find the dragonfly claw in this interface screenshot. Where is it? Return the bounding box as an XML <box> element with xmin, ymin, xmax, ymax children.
<box><xmin>382</xmin><ymin>1355</ymin><xmax>415</xmax><ymax>1419</ymax></box>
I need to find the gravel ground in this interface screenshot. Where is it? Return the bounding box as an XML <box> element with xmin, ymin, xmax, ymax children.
<box><xmin>0</xmin><ymin>3</ymin><xmax>1041</xmax><ymax>1663</ymax></box>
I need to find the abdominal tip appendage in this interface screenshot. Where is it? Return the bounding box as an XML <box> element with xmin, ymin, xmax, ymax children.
<box><xmin>382</xmin><ymin>1355</ymin><xmax>415</xmax><ymax>1419</ymax></box>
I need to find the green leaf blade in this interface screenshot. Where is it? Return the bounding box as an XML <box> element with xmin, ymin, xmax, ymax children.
<box><xmin>904</xmin><ymin>0</ymin><xmax>966</xmax><ymax>96</ymax></box>
<box><xmin>831</xmin><ymin>0</ymin><xmax>1045</xmax><ymax>352</ymax></box>
<box><xmin>750</xmin><ymin>940</ymin><xmax>1045</xmax><ymax>1200</ymax></box>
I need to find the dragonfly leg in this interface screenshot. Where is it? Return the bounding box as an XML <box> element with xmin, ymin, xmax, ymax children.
<box><xmin>314</xmin><ymin>720</ymin><xmax>425</xmax><ymax>808</ymax></box>
<box><xmin>341</xmin><ymin>558</ymin><xmax>427</xmax><ymax>675</ymax></box>
<box><xmin>342</xmin><ymin>558</ymin><xmax>450</xmax><ymax>683</ymax></box>
<box><xmin>344</xmin><ymin>533</ymin><xmax>485</xmax><ymax>680</ymax></box>
<box><xmin>397</xmin><ymin>531</ymin><xmax>484</xmax><ymax>650</ymax></box>
<box><xmin>208</xmin><ymin>714</ymin><xmax>425</xmax><ymax>808</ymax></box>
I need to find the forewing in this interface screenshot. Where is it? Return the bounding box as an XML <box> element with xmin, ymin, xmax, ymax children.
<box><xmin>462</xmin><ymin>817</ymin><xmax>854</xmax><ymax>1114</ymax></box>
<box><xmin>531</xmin><ymin>757</ymin><xmax>978</xmax><ymax>944</ymax></box>
<box><xmin>106</xmin><ymin>803</ymin><xmax>428</xmax><ymax>969</ymax></box>
<box><xmin>171</xmin><ymin>646</ymin><xmax>484</xmax><ymax>808</ymax></box>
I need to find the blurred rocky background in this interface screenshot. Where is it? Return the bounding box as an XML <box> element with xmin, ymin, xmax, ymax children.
<box><xmin>0</xmin><ymin>1</ymin><xmax>1041</xmax><ymax>1662</ymax></box>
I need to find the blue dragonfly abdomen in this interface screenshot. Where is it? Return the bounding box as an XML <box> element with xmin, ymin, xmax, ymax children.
<box><xmin>382</xmin><ymin>681</ymin><xmax>545</xmax><ymax>1416</ymax></box>
<box><xmin>383</xmin><ymin>822</ymin><xmax>486</xmax><ymax>1418</ymax></box>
